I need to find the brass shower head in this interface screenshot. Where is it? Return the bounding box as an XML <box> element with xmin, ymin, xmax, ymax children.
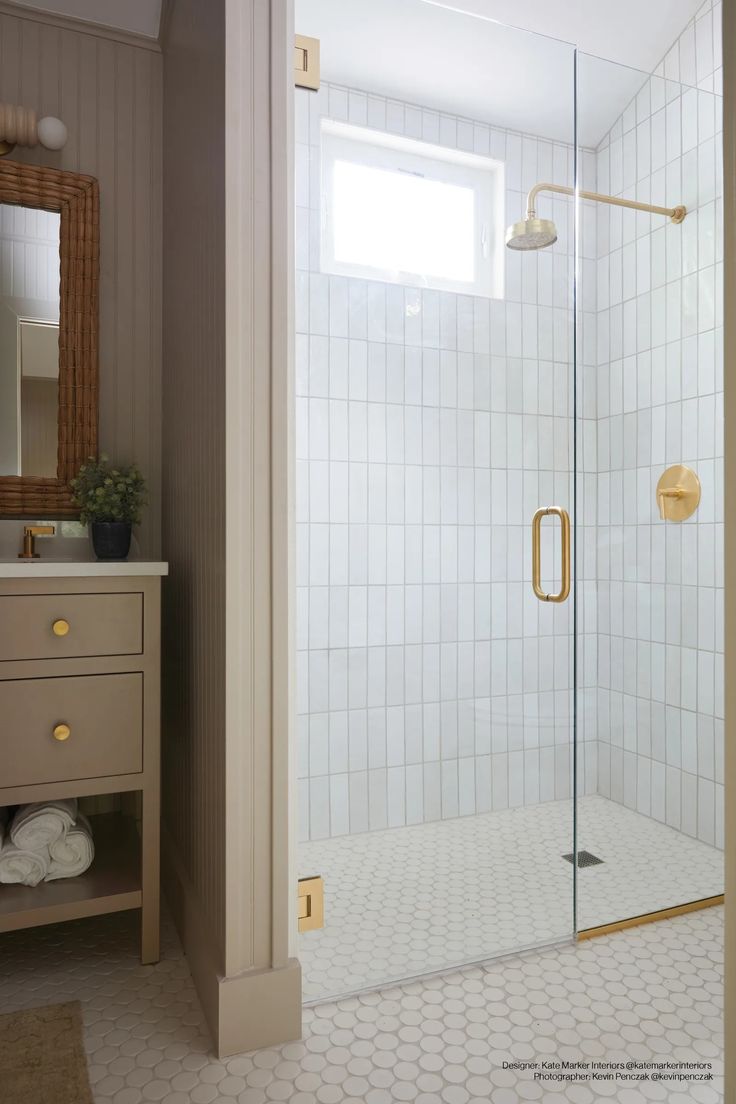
<box><xmin>506</xmin><ymin>181</ymin><xmax>686</xmax><ymax>251</ymax></box>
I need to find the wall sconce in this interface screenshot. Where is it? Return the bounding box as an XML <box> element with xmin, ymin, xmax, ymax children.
<box><xmin>0</xmin><ymin>102</ymin><xmax>68</xmax><ymax>157</ymax></box>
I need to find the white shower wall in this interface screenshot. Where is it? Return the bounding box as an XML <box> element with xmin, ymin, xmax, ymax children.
<box><xmin>593</xmin><ymin>0</ymin><xmax>724</xmax><ymax>849</ymax></box>
<box><xmin>295</xmin><ymin>81</ymin><xmax>600</xmax><ymax>841</ymax></box>
<box><xmin>295</xmin><ymin>3</ymin><xmax>724</xmax><ymax>848</ymax></box>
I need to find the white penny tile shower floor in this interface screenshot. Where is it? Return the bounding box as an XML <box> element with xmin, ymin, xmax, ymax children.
<box><xmin>0</xmin><ymin>902</ymin><xmax>722</xmax><ymax>1104</ymax></box>
<box><xmin>299</xmin><ymin>795</ymin><xmax>724</xmax><ymax>1001</ymax></box>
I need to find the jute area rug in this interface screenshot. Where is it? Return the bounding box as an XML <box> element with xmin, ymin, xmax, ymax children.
<box><xmin>0</xmin><ymin>1000</ymin><xmax>93</xmax><ymax>1104</ymax></box>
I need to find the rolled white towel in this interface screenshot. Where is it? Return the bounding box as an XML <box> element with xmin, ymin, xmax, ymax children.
<box><xmin>10</xmin><ymin>799</ymin><xmax>78</xmax><ymax>851</ymax></box>
<box><xmin>46</xmin><ymin>813</ymin><xmax>94</xmax><ymax>881</ymax></box>
<box><xmin>0</xmin><ymin>841</ymin><xmax>50</xmax><ymax>886</ymax></box>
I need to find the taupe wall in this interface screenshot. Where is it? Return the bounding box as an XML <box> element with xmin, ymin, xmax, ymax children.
<box><xmin>160</xmin><ymin>0</ymin><xmax>227</xmax><ymax>968</ymax></box>
<box><xmin>0</xmin><ymin>8</ymin><xmax>162</xmax><ymax>554</ymax></box>
<box><xmin>160</xmin><ymin>0</ymin><xmax>300</xmax><ymax>1055</ymax></box>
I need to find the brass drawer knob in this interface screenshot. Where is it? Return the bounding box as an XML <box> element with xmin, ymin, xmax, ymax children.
<box><xmin>52</xmin><ymin>619</ymin><xmax>70</xmax><ymax>636</ymax></box>
<box><xmin>52</xmin><ymin>723</ymin><xmax>71</xmax><ymax>742</ymax></box>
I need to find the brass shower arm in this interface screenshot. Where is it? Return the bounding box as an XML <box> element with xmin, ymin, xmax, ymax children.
<box><xmin>525</xmin><ymin>181</ymin><xmax>686</xmax><ymax>225</ymax></box>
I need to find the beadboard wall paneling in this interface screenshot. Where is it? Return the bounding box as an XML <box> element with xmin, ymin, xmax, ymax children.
<box><xmin>161</xmin><ymin>0</ymin><xmax>227</xmax><ymax>969</ymax></box>
<box><xmin>0</xmin><ymin>11</ymin><xmax>162</xmax><ymax>554</ymax></box>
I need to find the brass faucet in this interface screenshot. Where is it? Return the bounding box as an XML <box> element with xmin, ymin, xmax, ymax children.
<box><xmin>18</xmin><ymin>524</ymin><xmax>55</xmax><ymax>559</ymax></box>
<box><xmin>655</xmin><ymin>466</ymin><xmax>700</xmax><ymax>522</ymax></box>
<box><xmin>656</xmin><ymin>484</ymin><xmax>686</xmax><ymax>519</ymax></box>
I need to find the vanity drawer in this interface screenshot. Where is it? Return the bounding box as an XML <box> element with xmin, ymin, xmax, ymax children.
<box><xmin>0</xmin><ymin>592</ymin><xmax>142</xmax><ymax>661</ymax></box>
<box><xmin>0</xmin><ymin>673</ymin><xmax>143</xmax><ymax>788</ymax></box>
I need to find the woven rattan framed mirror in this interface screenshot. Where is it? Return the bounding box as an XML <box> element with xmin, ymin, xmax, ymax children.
<box><xmin>0</xmin><ymin>159</ymin><xmax>98</xmax><ymax>516</ymax></box>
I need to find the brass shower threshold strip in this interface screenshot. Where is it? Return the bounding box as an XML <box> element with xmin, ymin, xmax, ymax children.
<box><xmin>577</xmin><ymin>894</ymin><xmax>724</xmax><ymax>940</ymax></box>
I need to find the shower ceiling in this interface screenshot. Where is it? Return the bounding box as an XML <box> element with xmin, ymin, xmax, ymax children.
<box><xmin>296</xmin><ymin>0</ymin><xmax>705</xmax><ymax>146</ymax></box>
<box><xmin>416</xmin><ymin>0</ymin><xmax>705</xmax><ymax>71</ymax></box>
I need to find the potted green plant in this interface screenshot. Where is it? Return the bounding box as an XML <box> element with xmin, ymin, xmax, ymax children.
<box><xmin>70</xmin><ymin>455</ymin><xmax>147</xmax><ymax>560</ymax></box>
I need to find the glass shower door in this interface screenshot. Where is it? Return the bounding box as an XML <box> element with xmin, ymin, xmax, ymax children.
<box><xmin>295</xmin><ymin>0</ymin><xmax>579</xmax><ymax>1002</ymax></box>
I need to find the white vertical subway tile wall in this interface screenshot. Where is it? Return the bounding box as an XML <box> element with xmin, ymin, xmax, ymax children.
<box><xmin>295</xmin><ymin>0</ymin><xmax>723</xmax><ymax>861</ymax></box>
<box><xmin>590</xmin><ymin>0</ymin><xmax>724</xmax><ymax>850</ymax></box>
<box><xmin>295</xmin><ymin>87</ymin><xmax>593</xmax><ymax>841</ymax></box>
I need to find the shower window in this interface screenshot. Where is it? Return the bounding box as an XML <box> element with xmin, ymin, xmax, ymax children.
<box><xmin>320</xmin><ymin>120</ymin><xmax>505</xmax><ymax>297</ymax></box>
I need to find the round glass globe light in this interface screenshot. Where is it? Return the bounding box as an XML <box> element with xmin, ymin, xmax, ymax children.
<box><xmin>37</xmin><ymin>116</ymin><xmax>68</xmax><ymax>151</ymax></box>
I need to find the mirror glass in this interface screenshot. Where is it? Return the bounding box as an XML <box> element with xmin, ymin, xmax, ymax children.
<box><xmin>0</xmin><ymin>202</ymin><xmax>61</xmax><ymax>478</ymax></box>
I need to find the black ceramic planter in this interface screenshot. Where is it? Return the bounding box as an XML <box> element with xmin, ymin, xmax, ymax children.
<box><xmin>91</xmin><ymin>521</ymin><xmax>132</xmax><ymax>560</ymax></box>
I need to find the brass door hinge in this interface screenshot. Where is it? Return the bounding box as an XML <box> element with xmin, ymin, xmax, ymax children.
<box><xmin>298</xmin><ymin>875</ymin><xmax>324</xmax><ymax>931</ymax></box>
<box><xmin>295</xmin><ymin>34</ymin><xmax>320</xmax><ymax>91</ymax></box>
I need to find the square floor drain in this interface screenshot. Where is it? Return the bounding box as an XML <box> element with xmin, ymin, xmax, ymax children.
<box><xmin>562</xmin><ymin>850</ymin><xmax>604</xmax><ymax>868</ymax></box>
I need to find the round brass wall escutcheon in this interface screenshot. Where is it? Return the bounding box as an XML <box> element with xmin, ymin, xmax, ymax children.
<box><xmin>52</xmin><ymin>618</ymin><xmax>70</xmax><ymax>636</ymax></box>
<box><xmin>656</xmin><ymin>464</ymin><xmax>701</xmax><ymax>522</ymax></box>
<box><xmin>52</xmin><ymin>723</ymin><xmax>71</xmax><ymax>741</ymax></box>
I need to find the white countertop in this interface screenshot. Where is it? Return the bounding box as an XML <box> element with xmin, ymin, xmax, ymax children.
<box><xmin>0</xmin><ymin>560</ymin><xmax>168</xmax><ymax>578</ymax></box>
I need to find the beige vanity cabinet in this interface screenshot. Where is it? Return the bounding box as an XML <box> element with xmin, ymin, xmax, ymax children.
<box><xmin>0</xmin><ymin>564</ymin><xmax>167</xmax><ymax>964</ymax></box>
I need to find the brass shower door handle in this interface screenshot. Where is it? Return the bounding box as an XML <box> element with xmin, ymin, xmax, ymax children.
<box><xmin>531</xmin><ymin>506</ymin><xmax>570</xmax><ymax>603</ymax></box>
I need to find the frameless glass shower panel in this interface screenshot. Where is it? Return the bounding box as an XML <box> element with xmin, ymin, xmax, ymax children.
<box><xmin>575</xmin><ymin>46</ymin><xmax>724</xmax><ymax>933</ymax></box>
<box><xmin>294</xmin><ymin>0</ymin><xmax>578</xmax><ymax>1002</ymax></box>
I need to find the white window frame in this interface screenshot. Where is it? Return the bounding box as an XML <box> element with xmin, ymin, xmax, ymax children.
<box><xmin>320</xmin><ymin>120</ymin><xmax>505</xmax><ymax>299</ymax></box>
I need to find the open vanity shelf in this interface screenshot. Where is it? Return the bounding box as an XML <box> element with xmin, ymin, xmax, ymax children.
<box><xmin>0</xmin><ymin>812</ymin><xmax>140</xmax><ymax>933</ymax></box>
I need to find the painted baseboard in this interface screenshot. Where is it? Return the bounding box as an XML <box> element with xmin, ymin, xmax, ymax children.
<box><xmin>161</xmin><ymin>824</ymin><xmax>302</xmax><ymax>1057</ymax></box>
<box><xmin>218</xmin><ymin>957</ymin><xmax>302</xmax><ymax>1057</ymax></box>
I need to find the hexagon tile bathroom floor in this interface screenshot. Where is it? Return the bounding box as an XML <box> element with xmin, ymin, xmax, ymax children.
<box><xmin>299</xmin><ymin>795</ymin><xmax>724</xmax><ymax>1001</ymax></box>
<box><xmin>0</xmin><ymin>903</ymin><xmax>723</xmax><ymax>1104</ymax></box>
